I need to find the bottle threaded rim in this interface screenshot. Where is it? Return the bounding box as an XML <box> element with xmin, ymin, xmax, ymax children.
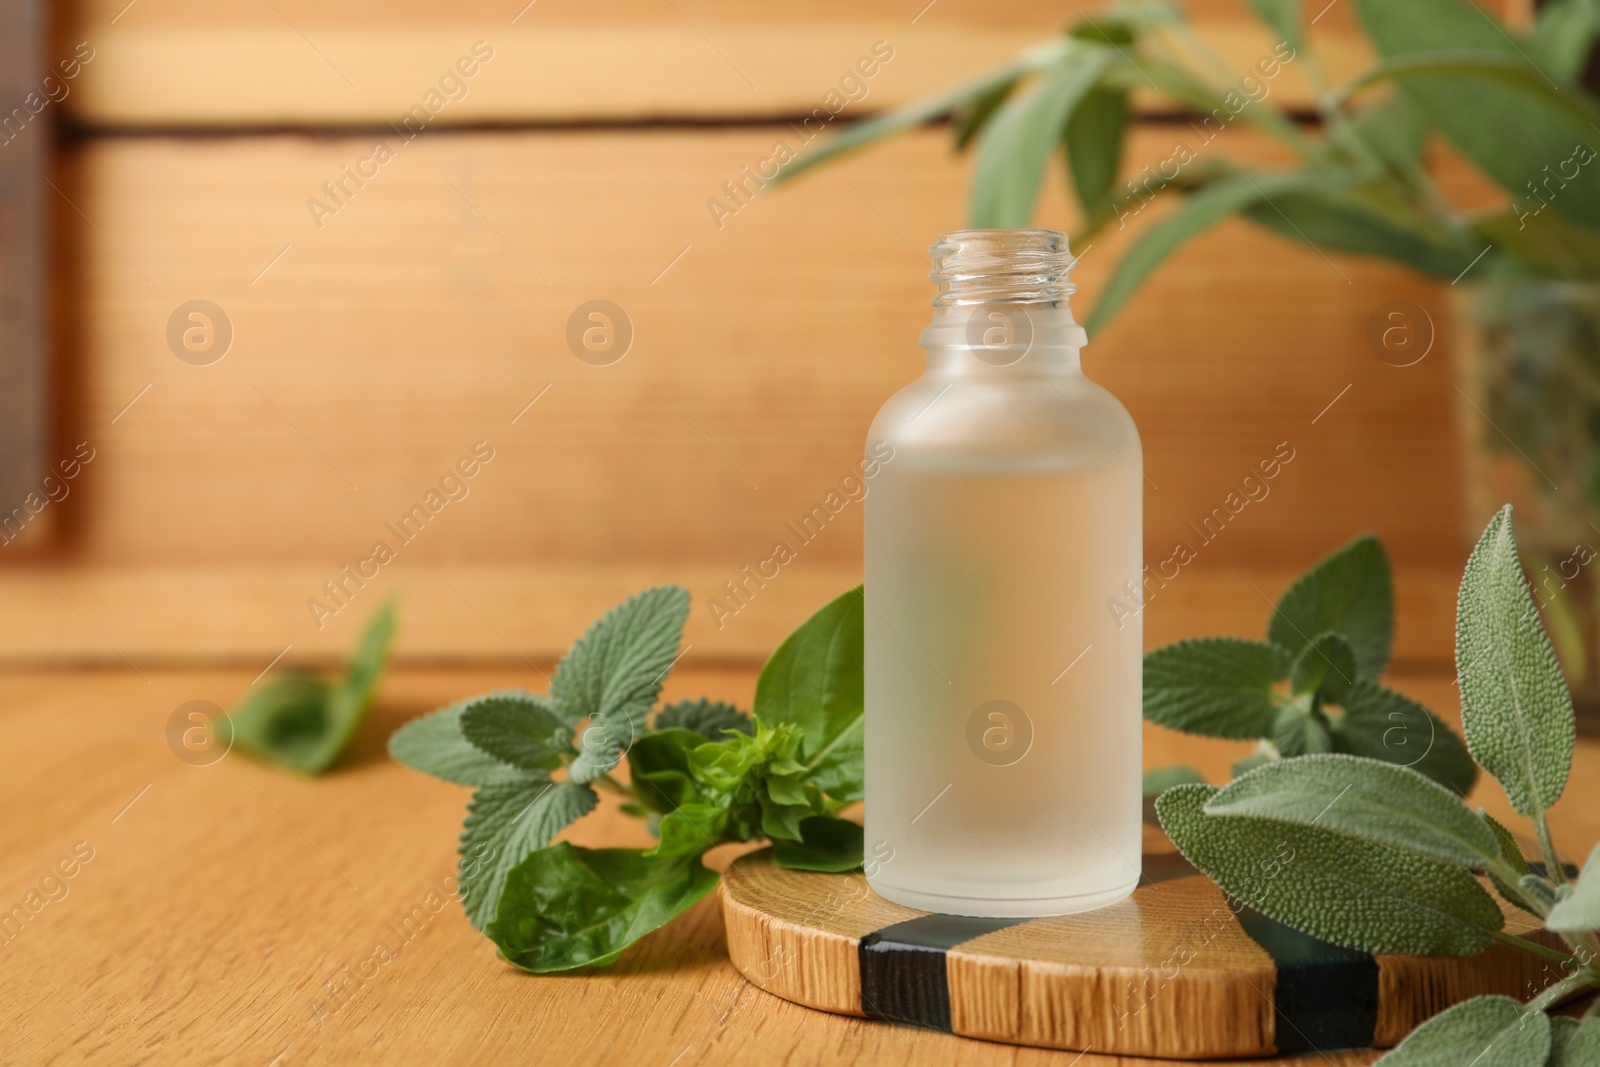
<box><xmin>929</xmin><ymin>229</ymin><xmax>1077</xmax><ymax>307</ymax></box>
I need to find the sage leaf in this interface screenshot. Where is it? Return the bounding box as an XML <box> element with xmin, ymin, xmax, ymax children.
<box><xmin>969</xmin><ymin>41</ymin><xmax>1113</xmax><ymax>228</ymax></box>
<box><xmin>460</xmin><ymin>778</ymin><xmax>598</xmax><ymax>929</ymax></box>
<box><xmin>389</xmin><ymin>698</ymin><xmax>524</xmax><ymax>786</ymax></box>
<box><xmin>1202</xmin><ymin>754</ymin><xmax>1498</xmax><ymax>869</ymax></box>
<box><xmin>653</xmin><ymin>698</ymin><xmax>752</xmax><ymax>738</ymax></box>
<box><xmin>1456</xmin><ymin>506</ymin><xmax>1575</xmax><ymax>817</ymax></box>
<box><xmin>1291</xmin><ymin>631</ymin><xmax>1359</xmax><ymax>702</ymax></box>
<box><xmin>1269</xmin><ymin>534</ymin><xmax>1393</xmax><ymax>680</ymax></box>
<box><xmin>1546</xmin><ymin>842</ymin><xmax>1600</xmax><ymax>934</ymax></box>
<box><xmin>1356</xmin><ymin>0</ymin><xmax>1600</xmax><ymax>230</ymax></box>
<box><xmin>459</xmin><ymin>693</ymin><xmax>571</xmax><ymax>773</ymax></box>
<box><xmin>1158</xmin><ymin>784</ymin><xmax>1503</xmax><ymax>955</ymax></box>
<box><xmin>1333</xmin><ymin>680</ymin><xmax>1478</xmax><ymax>795</ymax></box>
<box><xmin>550</xmin><ymin>585</ymin><xmax>690</xmax><ymax>783</ymax></box>
<box><xmin>772</xmin><ymin>815</ymin><xmax>865</xmax><ymax>872</ymax></box>
<box><xmin>1062</xmin><ymin>85</ymin><xmax>1129</xmax><ymax>221</ymax></box>
<box><xmin>486</xmin><ymin>845</ymin><xmax>718</xmax><ymax>973</ymax></box>
<box><xmin>1143</xmin><ymin>637</ymin><xmax>1290</xmax><ymax>739</ymax></box>
<box><xmin>752</xmin><ymin>586</ymin><xmax>864</xmax><ymax>803</ymax></box>
<box><xmin>1549</xmin><ymin>1017</ymin><xmax>1600</xmax><ymax>1065</ymax></box>
<box><xmin>1372</xmin><ymin>995</ymin><xmax>1549</xmax><ymax>1066</ymax></box>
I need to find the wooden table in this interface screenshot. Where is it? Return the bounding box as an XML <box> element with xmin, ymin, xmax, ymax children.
<box><xmin>5</xmin><ymin>666</ymin><xmax>1595</xmax><ymax>1066</ymax></box>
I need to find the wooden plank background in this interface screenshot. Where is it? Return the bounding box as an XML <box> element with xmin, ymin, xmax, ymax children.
<box><xmin>1</xmin><ymin>0</ymin><xmax>1499</xmax><ymax>667</ymax></box>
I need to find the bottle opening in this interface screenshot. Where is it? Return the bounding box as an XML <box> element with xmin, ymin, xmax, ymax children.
<box><xmin>930</xmin><ymin>229</ymin><xmax>1077</xmax><ymax>307</ymax></box>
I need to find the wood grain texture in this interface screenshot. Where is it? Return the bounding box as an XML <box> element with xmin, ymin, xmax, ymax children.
<box><xmin>15</xmin><ymin>125</ymin><xmax>1467</xmax><ymax>662</ymax></box>
<box><xmin>57</xmin><ymin>0</ymin><xmax>1378</xmax><ymax>126</ymax></box>
<box><xmin>2</xmin><ymin>669</ymin><xmax>1583</xmax><ymax>1066</ymax></box>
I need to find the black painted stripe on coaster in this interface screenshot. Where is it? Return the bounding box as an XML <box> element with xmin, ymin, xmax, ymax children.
<box><xmin>858</xmin><ymin>914</ymin><xmax>1026</xmax><ymax>1030</ymax></box>
<box><xmin>1235</xmin><ymin>907</ymin><xmax>1378</xmax><ymax>1054</ymax></box>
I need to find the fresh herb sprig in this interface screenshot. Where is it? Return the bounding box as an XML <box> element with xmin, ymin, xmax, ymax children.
<box><xmin>389</xmin><ymin>585</ymin><xmax>865</xmax><ymax>972</ymax></box>
<box><xmin>1142</xmin><ymin>534</ymin><xmax>1478</xmax><ymax>796</ymax></box>
<box><xmin>1155</xmin><ymin>507</ymin><xmax>1600</xmax><ymax>1062</ymax></box>
<box><xmin>230</xmin><ymin>601</ymin><xmax>397</xmax><ymax>774</ymax></box>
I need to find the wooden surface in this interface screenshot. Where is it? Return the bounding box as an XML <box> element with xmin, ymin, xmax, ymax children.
<box><xmin>12</xmin><ymin>124</ymin><xmax>1469</xmax><ymax>663</ymax></box>
<box><xmin>3</xmin><ymin>665</ymin><xmax>1594</xmax><ymax>1065</ymax></box>
<box><xmin>720</xmin><ymin>843</ymin><xmax>1563</xmax><ymax>1058</ymax></box>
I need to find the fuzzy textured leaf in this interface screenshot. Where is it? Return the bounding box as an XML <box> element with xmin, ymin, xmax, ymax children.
<box><xmin>389</xmin><ymin>699</ymin><xmax>523</xmax><ymax>786</ymax></box>
<box><xmin>459</xmin><ymin>778</ymin><xmax>598</xmax><ymax>929</ymax></box>
<box><xmin>1143</xmin><ymin>637</ymin><xmax>1290</xmax><ymax>738</ymax></box>
<box><xmin>1203</xmin><ymin>754</ymin><xmax>1498</xmax><ymax>868</ymax></box>
<box><xmin>1372</xmin><ymin>995</ymin><xmax>1549</xmax><ymax>1067</ymax></box>
<box><xmin>551</xmin><ymin>586</ymin><xmax>690</xmax><ymax>783</ymax></box>
<box><xmin>1333</xmin><ymin>680</ymin><xmax>1478</xmax><ymax>795</ymax></box>
<box><xmin>1158</xmin><ymin>784</ymin><xmax>1504</xmax><ymax>955</ymax></box>
<box><xmin>1269</xmin><ymin>534</ymin><xmax>1393</xmax><ymax>680</ymax></box>
<box><xmin>653</xmin><ymin>698</ymin><xmax>752</xmax><ymax>738</ymax></box>
<box><xmin>753</xmin><ymin>586</ymin><xmax>864</xmax><ymax>803</ymax></box>
<box><xmin>1291</xmin><ymin>632</ymin><xmax>1359</xmax><ymax>701</ymax></box>
<box><xmin>486</xmin><ymin>845</ymin><xmax>718</xmax><ymax>973</ymax></box>
<box><xmin>459</xmin><ymin>693</ymin><xmax>571</xmax><ymax>773</ymax></box>
<box><xmin>1549</xmin><ymin>1017</ymin><xmax>1600</xmax><ymax>1065</ymax></box>
<box><xmin>1546</xmin><ymin>841</ymin><xmax>1600</xmax><ymax>933</ymax></box>
<box><xmin>1456</xmin><ymin>506</ymin><xmax>1575</xmax><ymax>817</ymax></box>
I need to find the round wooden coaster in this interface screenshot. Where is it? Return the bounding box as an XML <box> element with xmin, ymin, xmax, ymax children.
<box><xmin>718</xmin><ymin>830</ymin><xmax>1564</xmax><ymax>1059</ymax></box>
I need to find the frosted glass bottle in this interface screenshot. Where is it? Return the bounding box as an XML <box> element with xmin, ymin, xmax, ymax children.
<box><xmin>863</xmin><ymin>229</ymin><xmax>1143</xmax><ymax>917</ymax></box>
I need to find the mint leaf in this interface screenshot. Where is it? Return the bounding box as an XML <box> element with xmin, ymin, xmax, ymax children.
<box><xmin>1143</xmin><ymin>638</ymin><xmax>1290</xmax><ymax>738</ymax></box>
<box><xmin>1202</xmin><ymin>754</ymin><xmax>1499</xmax><ymax>869</ymax></box>
<box><xmin>772</xmin><ymin>815</ymin><xmax>864</xmax><ymax>872</ymax></box>
<box><xmin>1142</xmin><ymin>765</ymin><xmax>1207</xmax><ymax>796</ymax></box>
<box><xmin>654</xmin><ymin>698</ymin><xmax>752</xmax><ymax>738</ymax></box>
<box><xmin>388</xmin><ymin>699</ymin><xmax>524</xmax><ymax>786</ymax></box>
<box><xmin>460</xmin><ymin>778</ymin><xmax>598</xmax><ymax>929</ymax></box>
<box><xmin>459</xmin><ymin>693</ymin><xmax>571</xmax><ymax>773</ymax></box>
<box><xmin>1291</xmin><ymin>631</ymin><xmax>1359</xmax><ymax>702</ymax></box>
<box><xmin>1268</xmin><ymin>534</ymin><xmax>1393</xmax><ymax>679</ymax></box>
<box><xmin>1333</xmin><ymin>680</ymin><xmax>1478</xmax><ymax>795</ymax></box>
<box><xmin>1372</xmin><ymin>996</ymin><xmax>1549</xmax><ymax>1067</ymax></box>
<box><xmin>1546</xmin><ymin>842</ymin><xmax>1600</xmax><ymax>934</ymax></box>
<box><xmin>1272</xmin><ymin>704</ymin><xmax>1331</xmax><ymax>756</ymax></box>
<box><xmin>1157</xmin><ymin>783</ymin><xmax>1503</xmax><ymax>955</ymax></box>
<box><xmin>752</xmin><ymin>586</ymin><xmax>864</xmax><ymax>803</ymax></box>
<box><xmin>232</xmin><ymin>601</ymin><xmax>398</xmax><ymax>774</ymax></box>
<box><xmin>486</xmin><ymin>844</ymin><xmax>718</xmax><ymax>973</ymax></box>
<box><xmin>1550</xmin><ymin>1017</ymin><xmax>1600</xmax><ymax>1065</ymax></box>
<box><xmin>551</xmin><ymin>586</ymin><xmax>691</xmax><ymax>783</ymax></box>
<box><xmin>1456</xmin><ymin>506</ymin><xmax>1575</xmax><ymax>817</ymax></box>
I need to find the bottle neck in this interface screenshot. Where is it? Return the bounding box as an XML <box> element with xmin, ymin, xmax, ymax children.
<box><xmin>921</xmin><ymin>229</ymin><xmax>1086</xmax><ymax>378</ymax></box>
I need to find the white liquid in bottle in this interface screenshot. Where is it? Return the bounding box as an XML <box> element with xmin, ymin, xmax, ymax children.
<box><xmin>863</xmin><ymin>230</ymin><xmax>1142</xmax><ymax>917</ymax></box>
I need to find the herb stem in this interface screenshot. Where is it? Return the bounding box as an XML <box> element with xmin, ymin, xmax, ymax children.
<box><xmin>1534</xmin><ymin>811</ymin><xmax>1566</xmax><ymax>887</ymax></box>
<box><xmin>1491</xmin><ymin>929</ymin><xmax>1578</xmax><ymax>969</ymax></box>
<box><xmin>593</xmin><ymin>773</ymin><xmax>634</xmax><ymax>798</ymax></box>
<box><xmin>1486</xmin><ymin>858</ymin><xmax>1550</xmax><ymax>918</ymax></box>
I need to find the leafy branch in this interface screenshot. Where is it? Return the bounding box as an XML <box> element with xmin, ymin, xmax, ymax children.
<box><xmin>389</xmin><ymin>586</ymin><xmax>865</xmax><ymax>972</ymax></box>
<box><xmin>1155</xmin><ymin>506</ymin><xmax>1600</xmax><ymax>1062</ymax></box>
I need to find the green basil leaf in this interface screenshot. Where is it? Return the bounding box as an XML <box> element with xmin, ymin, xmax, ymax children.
<box><xmin>1372</xmin><ymin>996</ymin><xmax>1549</xmax><ymax>1066</ymax></box>
<box><xmin>772</xmin><ymin>816</ymin><xmax>865</xmax><ymax>872</ymax></box>
<box><xmin>1269</xmin><ymin>534</ymin><xmax>1394</xmax><ymax>680</ymax></box>
<box><xmin>486</xmin><ymin>845</ymin><xmax>719</xmax><ymax>973</ymax></box>
<box><xmin>752</xmin><ymin>586</ymin><xmax>864</xmax><ymax>803</ymax></box>
<box><xmin>1158</xmin><ymin>784</ymin><xmax>1504</xmax><ymax>955</ymax></box>
<box><xmin>627</xmin><ymin>728</ymin><xmax>708</xmax><ymax>813</ymax></box>
<box><xmin>1143</xmin><ymin>637</ymin><xmax>1291</xmax><ymax>739</ymax></box>
<box><xmin>651</xmin><ymin>803</ymin><xmax>730</xmax><ymax>859</ymax></box>
<box><xmin>1456</xmin><ymin>506</ymin><xmax>1575</xmax><ymax>817</ymax></box>
<box><xmin>1203</xmin><ymin>754</ymin><xmax>1499</xmax><ymax>868</ymax></box>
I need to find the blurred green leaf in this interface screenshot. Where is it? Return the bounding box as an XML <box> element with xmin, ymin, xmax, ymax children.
<box><xmin>1291</xmin><ymin>632</ymin><xmax>1359</xmax><ymax>701</ymax></box>
<box><xmin>1240</xmin><ymin>184</ymin><xmax>1478</xmax><ymax>278</ymax></box>
<box><xmin>1546</xmin><ymin>842</ymin><xmax>1600</xmax><ymax>933</ymax></box>
<box><xmin>970</xmin><ymin>42</ymin><xmax>1114</xmax><ymax>228</ymax></box>
<box><xmin>1245</xmin><ymin>0</ymin><xmax>1304</xmax><ymax>56</ymax></box>
<box><xmin>1549</xmin><ymin>1017</ymin><xmax>1600</xmax><ymax>1064</ymax></box>
<box><xmin>1269</xmin><ymin>534</ymin><xmax>1394</xmax><ymax>680</ymax></box>
<box><xmin>653</xmin><ymin>698</ymin><xmax>752</xmax><ymax>738</ymax></box>
<box><xmin>1475</xmin><ymin>207</ymin><xmax>1600</xmax><ymax>279</ymax></box>
<box><xmin>1531</xmin><ymin>0</ymin><xmax>1600</xmax><ymax>81</ymax></box>
<box><xmin>952</xmin><ymin>77</ymin><xmax>1020</xmax><ymax>151</ymax></box>
<box><xmin>1333</xmin><ymin>680</ymin><xmax>1479</xmax><ymax>795</ymax></box>
<box><xmin>1141</xmin><ymin>764</ymin><xmax>1207</xmax><ymax>796</ymax></box>
<box><xmin>1273</xmin><ymin>704</ymin><xmax>1332</xmax><ymax>756</ymax></box>
<box><xmin>1063</xmin><ymin>85</ymin><xmax>1130</xmax><ymax>221</ymax></box>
